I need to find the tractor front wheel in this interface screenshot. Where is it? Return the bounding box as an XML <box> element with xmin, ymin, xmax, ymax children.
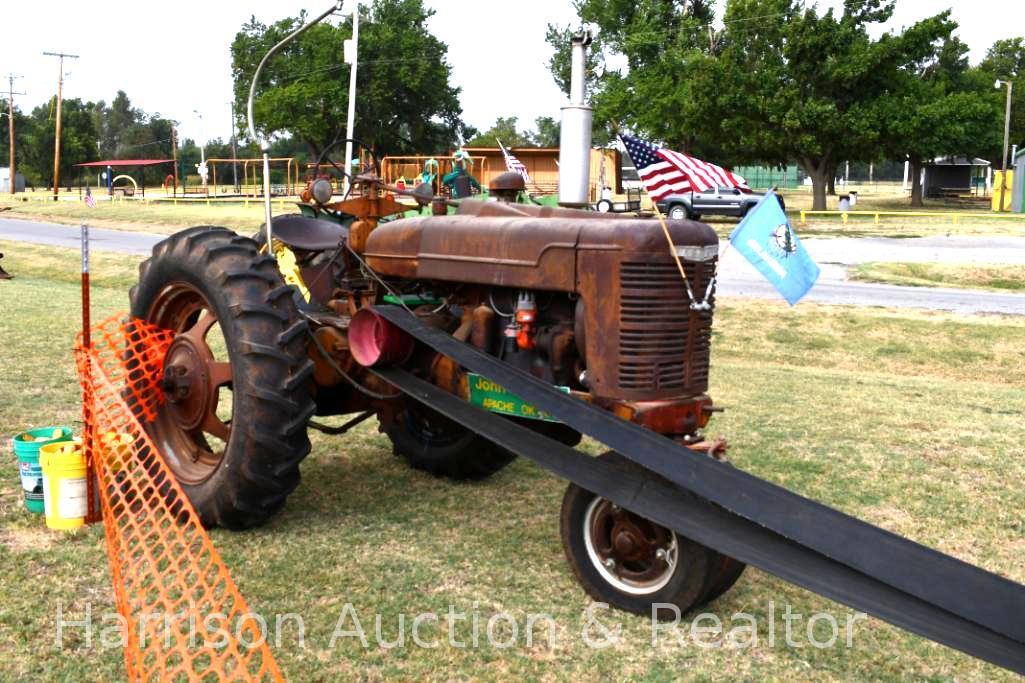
<box><xmin>130</xmin><ymin>226</ymin><xmax>315</xmax><ymax>529</ymax></box>
<box><xmin>560</xmin><ymin>452</ymin><xmax>745</xmax><ymax>616</ymax></box>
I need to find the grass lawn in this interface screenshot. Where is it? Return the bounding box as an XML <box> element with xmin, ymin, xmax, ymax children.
<box><xmin>5</xmin><ymin>187</ymin><xmax>1025</xmax><ymax>240</ymax></box>
<box><xmin>852</xmin><ymin>262</ymin><xmax>1025</xmax><ymax>291</ymax></box>
<box><xmin>2</xmin><ymin>241</ymin><xmax>1025</xmax><ymax>680</ymax></box>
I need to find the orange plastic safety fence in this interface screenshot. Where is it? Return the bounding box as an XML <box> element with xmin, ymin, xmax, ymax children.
<box><xmin>75</xmin><ymin>314</ymin><xmax>284</xmax><ymax>682</ymax></box>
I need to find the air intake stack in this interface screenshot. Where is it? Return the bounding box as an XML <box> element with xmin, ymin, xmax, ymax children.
<box><xmin>558</xmin><ymin>30</ymin><xmax>593</xmax><ymax>207</ymax></box>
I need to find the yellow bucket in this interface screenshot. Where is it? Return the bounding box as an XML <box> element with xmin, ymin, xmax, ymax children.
<box><xmin>40</xmin><ymin>440</ymin><xmax>88</xmax><ymax>530</ymax></box>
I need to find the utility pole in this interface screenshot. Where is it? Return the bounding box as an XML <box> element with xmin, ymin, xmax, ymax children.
<box><xmin>229</xmin><ymin>101</ymin><xmax>239</xmax><ymax>193</ymax></box>
<box><xmin>342</xmin><ymin>0</ymin><xmax>360</xmax><ymax>196</ymax></box>
<box><xmin>43</xmin><ymin>51</ymin><xmax>79</xmax><ymax>201</ymax></box>
<box><xmin>6</xmin><ymin>75</ymin><xmax>24</xmax><ymax>194</ymax></box>
<box><xmin>996</xmin><ymin>78</ymin><xmax>1014</xmax><ymax>212</ymax></box>
<box><xmin>171</xmin><ymin>124</ymin><xmax>179</xmax><ymax>198</ymax></box>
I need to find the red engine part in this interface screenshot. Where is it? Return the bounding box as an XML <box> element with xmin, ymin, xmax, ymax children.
<box><xmin>515</xmin><ymin>293</ymin><xmax>537</xmax><ymax>350</ymax></box>
<box><xmin>349</xmin><ymin>308</ymin><xmax>414</xmax><ymax>367</ymax></box>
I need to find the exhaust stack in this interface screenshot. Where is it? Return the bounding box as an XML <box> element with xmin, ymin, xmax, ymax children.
<box><xmin>558</xmin><ymin>30</ymin><xmax>593</xmax><ymax>207</ymax></box>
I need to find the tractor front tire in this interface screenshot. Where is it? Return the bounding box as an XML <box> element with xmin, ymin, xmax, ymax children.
<box><xmin>560</xmin><ymin>451</ymin><xmax>745</xmax><ymax>616</ymax></box>
<box><xmin>130</xmin><ymin>226</ymin><xmax>315</xmax><ymax>529</ymax></box>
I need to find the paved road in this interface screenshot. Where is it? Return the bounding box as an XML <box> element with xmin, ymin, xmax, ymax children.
<box><xmin>0</xmin><ymin>217</ymin><xmax>161</xmax><ymax>255</ymax></box>
<box><xmin>3</xmin><ymin>217</ymin><xmax>1025</xmax><ymax>315</ymax></box>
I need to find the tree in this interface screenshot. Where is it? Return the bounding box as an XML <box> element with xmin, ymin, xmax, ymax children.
<box><xmin>979</xmin><ymin>38</ymin><xmax>1025</xmax><ymax>168</ymax></box>
<box><xmin>531</xmin><ymin>116</ymin><xmax>561</xmax><ymax>147</ymax></box>
<box><xmin>713</xmin><ymin>0</ymin><xmax>960</xmax><ymax>209</ymax></box>
<box><xmin>882</xmin><ymin>36</ymin><xmax>1001</xmax><ymax>206</ymax></box>
<box><xmin>547</xmin><ymin>0</ymin><xmax>724</xmax><ymax>152</ymax></box>
<box><xmin>20</xmin><ymin>97</ymin><xmax>98</xmax><ymax>187</ymax></box>
<box><xmin>557</xmin><ymin>0</ymin><xmax>970</xmax><ymax>210</ymax></box>
<box><xmin>464</xmin><ymin>116</ymin><xmax>533</xmax><ymax>147</ymax></box>
<box><xmin>231</xmin><ymin>0</ymin><xmax>466</xmax><ymax>159</ymax></box>
<box><xmin>0</xmin><ymin>106</ymin><xmax>31</xmax><ymax>173</ymax></box>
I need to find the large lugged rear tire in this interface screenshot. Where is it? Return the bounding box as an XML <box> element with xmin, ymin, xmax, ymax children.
<box><xmin>385</xmin><ymin>400</ymin><xmax>516</xmax><ymax>480</ymax></box>
<box><xmin>130</xmin><ymin>226</ymin><xmax>315</xmax><ymax>529</ymax></box>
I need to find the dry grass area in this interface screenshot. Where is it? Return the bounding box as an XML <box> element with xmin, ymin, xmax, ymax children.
<box><xmin>4</xmin><ymin>185</ymin><xmax>1024</xmax><ymax>241</ymax></box>
<box><xmin>0</xmin><ymin>196</ymin><xmax>299</xmax><ymax>235</ymax></box>
<box><xmin>852</xmin><ymin>262</ymin><xmax>1025</xmax><ymax>291</ymax></box>
<box><xmin>1</xmin><ymin>241</ymin><xmax>1024</xmax><ymax>680</ymax></box>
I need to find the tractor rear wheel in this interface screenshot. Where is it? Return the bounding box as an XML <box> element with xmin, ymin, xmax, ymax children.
<box><xmin>130</xmin><ymin>226</ymin><xmax>315</xmax><ymax>529</ymax></box>
<box><xmin>560</xmin><ymin>451</ymin><xmax>745</xmax><ymax>616</ymax></box>
<box><xmin>384</xmin><ymin>400</ymin><xmax>516</xmax><ymax>480</ymax></box>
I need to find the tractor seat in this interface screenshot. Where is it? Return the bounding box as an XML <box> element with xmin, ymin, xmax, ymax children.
<box><xmin>268</xmin><ymin>214</ymin><xmax>349</xmax><ymax>251</ymax></box>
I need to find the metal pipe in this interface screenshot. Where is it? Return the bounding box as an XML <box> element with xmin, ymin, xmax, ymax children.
<box><xmin>558</xmin><ymin>31</ymin><xmax>593</xmax><ymax>207</ymax></box>
<box><xmin>569</xmin><ymin>33</ymin><xmax>587</xmax><ymax>105</ymax></box>
<box><xmin>247</xmin><ymin>1</ymin><xmax>344</xmax><ymax>251</ymax></box>
<box><xmin>343</xmin><ymin>1</ymin><xmax>360</xmax><ymax>197</ymax></box>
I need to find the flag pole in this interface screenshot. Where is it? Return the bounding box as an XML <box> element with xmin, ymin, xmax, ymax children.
<box><xmin>651</xmin><ymin>202</ymin><xmax>706</xmax><ymax>310</ymax></box>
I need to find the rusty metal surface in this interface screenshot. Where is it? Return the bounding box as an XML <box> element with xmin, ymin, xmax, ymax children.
<box><xmin>488</xmin><ymin>171</ymin><xmax>527</xmax><ymax>193</ymax></box>
<box><xmin>601</xmin><ymin>395</ymin><xmax>713</xmax><ymax>436</ymax></box>
<box><xmin>364</xmin><ymin>213</ymin><xmax>716</xmax><ymax>292</ymax></box>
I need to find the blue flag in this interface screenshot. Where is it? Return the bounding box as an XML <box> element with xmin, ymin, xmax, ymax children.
<box><xmin>729</xmin><ymin>190</ymin><xmax>819</xmax><ymax>305</ymax></box>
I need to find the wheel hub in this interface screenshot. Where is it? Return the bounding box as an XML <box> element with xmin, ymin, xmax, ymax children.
<box><xmin>584</xmin><ymin>497</ymin><xmax>679</xmax><ymax>595</ymax></box>
<box><xmin>163</xmin><ymin>337</ymin><xmax>212</xmax><ymax>431</ymax></box>
<box><xmin>145</xmin><ymin>281</ymin><xmax>235</xmax><ymax>484</ymax></box>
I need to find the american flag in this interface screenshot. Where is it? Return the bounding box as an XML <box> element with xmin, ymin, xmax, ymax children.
<box><xmin>84</xmin><ymin>193</ymin><xmax>96</xmax><ymax>208</ymax></box>
<box><xmin>497</xmin><ymin>139</ymin><xmax>531</xmax><ymax>184</ymax></box>
<box><xmin>620</xmin><ymin>134</ymin><xmax>748</xmax><ymax>200</ymax></box>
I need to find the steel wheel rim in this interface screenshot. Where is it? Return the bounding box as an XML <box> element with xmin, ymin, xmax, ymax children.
<box><xmin>147</xmin><ymin>282</ymin><xmax>234</xmax><ymax>485</ymax></box>
<box><xmin>583</xmin><ymin>496</ymin><xmax>678</xmax><ymax>595</ymax></box>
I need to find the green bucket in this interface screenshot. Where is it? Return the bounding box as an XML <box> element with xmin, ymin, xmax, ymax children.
<box><xmin>12</xmin><ymin>427</ymin><xmax>74</xmax><ymax>514</ymax></box>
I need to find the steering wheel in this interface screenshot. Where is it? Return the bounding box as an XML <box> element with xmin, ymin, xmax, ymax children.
<box><xmin>310</xmin><ymin>137</ymin><xmax>380</xmax><ymax>203</ymax></box>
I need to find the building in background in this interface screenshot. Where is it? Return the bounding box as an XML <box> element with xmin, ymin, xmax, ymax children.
<box><xmin>922</xmin><ymin>156</ymin><xmax>990</xmax><ymax>198</ymax></box>
<box><xmin>1012</xmin><ymin>149</ymin><xmax>1025</xmax><ymax>213</ymax></box>
<box><xmin>382</xmin><ymin>147</ymin><xmax>619</xmax><ymax>201</ymax></box>
<box><xmin>0</xmin><ymin>167</ymin><xmax>25</xmax><ymax>193</ymax></box>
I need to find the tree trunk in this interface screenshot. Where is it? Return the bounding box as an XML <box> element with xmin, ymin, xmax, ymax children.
<box><xmin>909</xmin><ymin>158</ymin><xmax>924</xmax><ymax>207</ymax></box>
<box><xmin>800</xmin><ymin>158</ymin><xmax>830</xmax><ymax>211</ymax></box>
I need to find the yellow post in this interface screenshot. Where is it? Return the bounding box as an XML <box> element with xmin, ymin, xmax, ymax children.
<box><xmin>842</xmin><ymin>212</ymin><xmax>848</xmax><ymax>225</ymax></box>
<box><xmin>874</xmin><ymin>213</ymin><xmax>880</xmax><ymax>224</ymax></box>
<box><xmin>800</xmin><ymin>210</ymin><xmax>806</xmax><ymax>224</ymax></box>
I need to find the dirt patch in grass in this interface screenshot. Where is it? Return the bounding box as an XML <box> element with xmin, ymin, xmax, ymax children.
<box><xmin>851</xmin><ymin>261</ymin><xmax>1025</xmax><ymax>291</ymax></box>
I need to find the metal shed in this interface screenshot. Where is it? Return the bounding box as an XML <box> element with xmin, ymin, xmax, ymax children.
<box><xmin>922</xmin><ymin>156</ymin><xmax>990</xmax><ymax>198</ymax></box>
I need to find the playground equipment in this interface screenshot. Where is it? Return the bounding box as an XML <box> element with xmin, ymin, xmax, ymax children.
<box><xmin>382</xmin><ymin>154</ymin><xmax>488</xmax><ymax>196</ymax></box>
<box><xmin>226</xmin><ymin>157</ymin><xmax>300</xmax><ymax>197</ymax></box>
<box><xmin>110</xmin><ymin>174</ymin><xmax>138</xmax><ymax>197</ymax></box>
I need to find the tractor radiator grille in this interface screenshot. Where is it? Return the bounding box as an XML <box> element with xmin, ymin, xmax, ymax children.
<box><xmin>618</xmin><ymin>260</ymin><xmax>715</xmax><ymax>395</ymax></box>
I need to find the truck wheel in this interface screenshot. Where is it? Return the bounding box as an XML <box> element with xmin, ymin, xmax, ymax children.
<box><xmin>667</xmin><ymin>204</ymin><xmax>688</xmax><ymax>220</ymax></box>
<box><xmin>130</xmin><ymin>226</ymin><xmax>315</xmax><ymax>529</ymax></box>
<box><xmin>560</xmin><ymin>452</ymin><xmax>744</xmax><ymax>616</ymax></box>
<box><xmin>596</xmin><ymin>199</ymin><xmax>614</xmax><ymax>213</ymax></box>
<box><xmin>385</xmin><ymin>400</ymin><xmax>516</xmax><ymax>480</ymax></box>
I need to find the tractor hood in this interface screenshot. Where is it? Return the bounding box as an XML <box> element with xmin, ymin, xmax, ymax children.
<box><xmin>363</xmin><ymin>200</ymin><xmax>718</xmax><ymax>291</ymax></box>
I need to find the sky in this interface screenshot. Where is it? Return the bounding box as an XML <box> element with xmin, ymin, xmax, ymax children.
<box><xmin>0</xmin><ymin>0</ymin><xmax>1022</xmax><ymax>148</ymax></box>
